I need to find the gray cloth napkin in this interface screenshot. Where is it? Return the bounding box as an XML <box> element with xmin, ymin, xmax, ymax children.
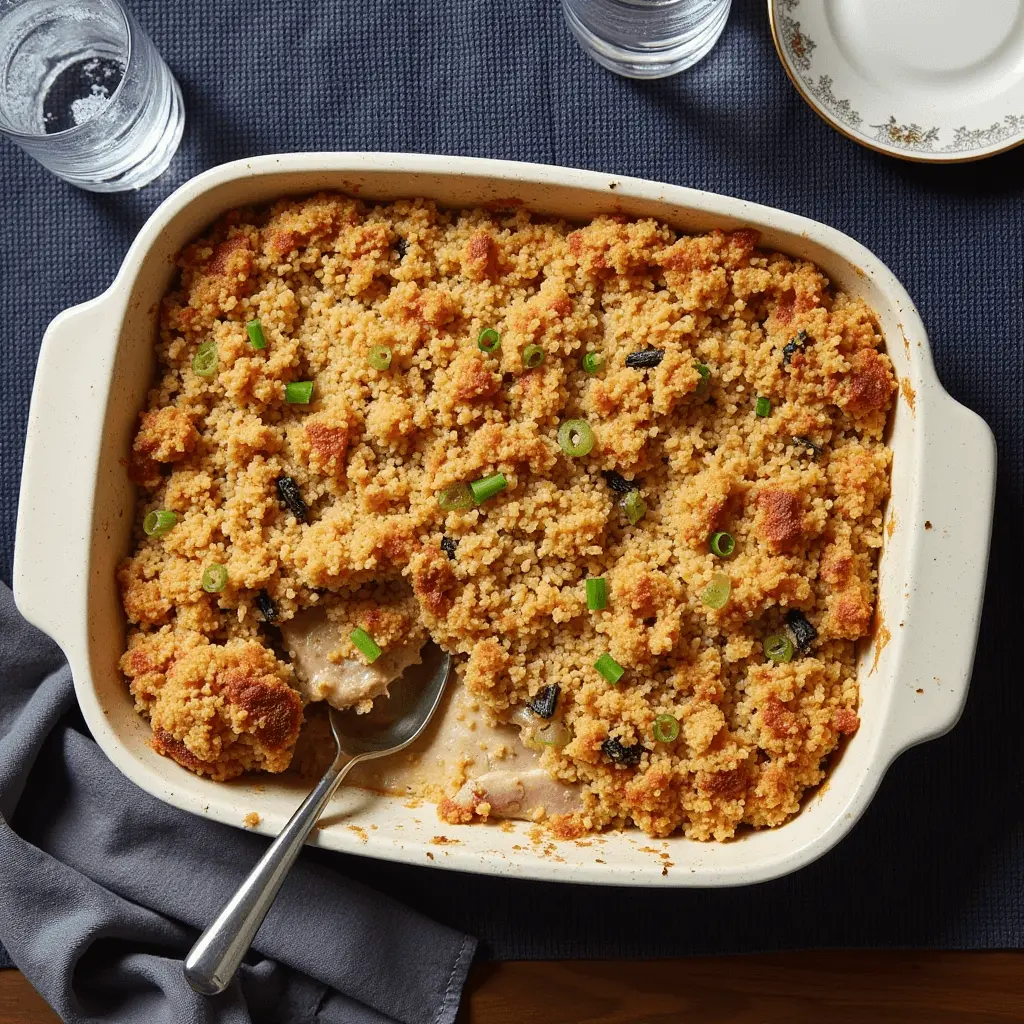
<box><xmin>0</xmin><ymin>583</ymin><xmax>475</xmax><ymax>1023</ymax></box>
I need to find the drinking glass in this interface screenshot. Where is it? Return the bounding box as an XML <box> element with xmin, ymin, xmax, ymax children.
<box><xmin>0</xmin><ymin>0</ymin><xmax>184</xmax><ymax>191</ymax></box>
<box><xmin>561</xmin><ymin>0</ymin><xmax>732</xmax><ymax>78</ymax></box>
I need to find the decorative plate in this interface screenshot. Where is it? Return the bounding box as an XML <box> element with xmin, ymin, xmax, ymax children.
<box><xmin>769</xmin><ymin>0</ymin><xmax>1024</xmax><ymax>162</ymax></box>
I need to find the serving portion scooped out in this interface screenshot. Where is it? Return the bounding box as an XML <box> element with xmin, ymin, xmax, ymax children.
<box><xmin>118</xmin><ymin>192</ymin><xmax>895</xmax><ymax>841</ymax></box>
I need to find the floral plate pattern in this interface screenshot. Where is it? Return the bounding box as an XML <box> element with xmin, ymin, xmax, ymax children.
<box><xmin>769</xmin><ymin>0</ymin><xmax>1024</xmax><ymax>162</ymax></box>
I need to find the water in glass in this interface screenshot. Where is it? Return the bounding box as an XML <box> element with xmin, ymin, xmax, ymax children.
<box><xmin>0</xmin><ymin>0</ymin><xmax>184</xmax><ymax>191</ymax></box>
<box><xmin>561</xmin><ymin>0</ymin><xmax>732</xmax><ymax>78</ymax></box>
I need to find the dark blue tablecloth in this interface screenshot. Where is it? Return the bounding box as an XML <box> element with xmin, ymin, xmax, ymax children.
<box><xmin>1</xmin><ymin>0</ymin><xmax>1021</xmax><ymax>966</ymax></box>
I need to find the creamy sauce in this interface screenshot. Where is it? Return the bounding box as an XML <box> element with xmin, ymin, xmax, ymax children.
<box><xmin>285</xmin><ymin>612</ymin><xmax>582</xmax><ymax>820</ymax></box>
<box><xmin>281</xmin><ymin>607</ymin><xmax>421</xmax><ymax>710</ymax></box>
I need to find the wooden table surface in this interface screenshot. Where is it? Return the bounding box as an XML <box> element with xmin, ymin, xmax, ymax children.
<box><xmin>3</xmin><ymin>951</ymin><xmax>1024</xmax><ymax>1022</ymax></box>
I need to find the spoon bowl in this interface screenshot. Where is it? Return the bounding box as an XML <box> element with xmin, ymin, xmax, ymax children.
<box><xmin>184</xmin><ymin>643</ymin><xmax>452</xmax><ymax>996</ymax></box>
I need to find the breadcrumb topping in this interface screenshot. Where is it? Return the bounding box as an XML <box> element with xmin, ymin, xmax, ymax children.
<box><xmin>118</xmin><ymin>194</ymin><xmax>894</xmax><ymax>840</ymax></box>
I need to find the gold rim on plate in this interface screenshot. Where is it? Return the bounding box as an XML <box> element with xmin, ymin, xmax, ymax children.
<box><xmin>767</xmin><ymin>0</ymin><xmax>1024</xmax><ymax>165</ymax></box>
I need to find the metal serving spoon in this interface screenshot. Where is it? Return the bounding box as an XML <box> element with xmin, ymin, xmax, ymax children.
<box><xmin>183</xmin><ymin>644</ymin><xmax>452</xmax><ymax>996</ymax></box>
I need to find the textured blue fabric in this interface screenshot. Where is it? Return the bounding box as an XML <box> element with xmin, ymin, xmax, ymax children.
<box><xmin>1</xmin><ymin>0</ymin><xmax>1021</xmax><ymax>968</ymax></box>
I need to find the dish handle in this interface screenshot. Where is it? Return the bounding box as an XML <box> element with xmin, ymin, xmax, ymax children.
<box><xmin>13</xmin><ymin>295</ymin><xmax>115</xmax><ymax>648</ymax></box>
<box><xmin>883</xmin><ymin>394</ymin><xmax>996</xmax><ymax>757</ymax></box>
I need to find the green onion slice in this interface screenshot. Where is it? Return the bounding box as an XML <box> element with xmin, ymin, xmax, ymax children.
<box><xmin>143</xmin><ymin>509</ymin><xmax>177</xmax><ymax>538</ymax></box>
<box><xmin>368</xmin><ymin>345</ymin><xmax>392</xmax><ymax>370</ymax></box>
<box><xmin>694</xmin><ymin>362</ymin><xmax>711</xmax><ymax>395</ymax></box>
<box><xmin>582</xmin><ymin>352</ymin><xmax>606</xmax><ymax>375</ymax></box>
<box><xmin>285</xmin><ymin>381</ymin><xmax>314</xmax><ymax>404</ymax></box>
<box><xmin>438</xmin><ymin>483</ymin><xmax>473</xmax><ymax>512</ymax></box>
<box><xmin>653</xmin><ymin>714</ymin><xmax>680</xmax><ymax>743</ymax></box>
<box><xmin>191</xmin><ymin>341</ymin><xmax>218</xmax><ymax>377</ymax></box>
<box><xmin>700</xmin><ymin>571</ymin><xmax>732</xmax><ymax>610</ymax></box>
<box><xmin>586</xmin><ymin>577</ymin><xmax>607</xmax><ymax>611</ymax></box>
<box><xmin>622</xmin><ymin>489</ymin><xmax>647</xmax><ymax>525</ymax></box>
<box><xmin>522</xmin><ymin>344</ymin><xmax>545</xmax><ymax>369</ymax></box>
<box><xmin>709</xmin><ymin>531</ymin><xmax>736</xmax><ymax>559</ymax></box>
<box><xmin>764</xmin><ymin>633</ymin><xmax>794</xmax><ymax>664</ymax></box>
<box><xmin>557</xmin><ymin>419</ymin><xmax>595</xmax><ymax>458</ymax></box>
<box><xmin>350</xmin><ymin>627</ymin><xmax>382</xmax><ymax>663</ymax></box>
<box><xmin>246</xmin><ymin>319</ymin><xmax>267</xmax><ymax>350</ymax></box>
<box><xmin>595</xmin><ymin>653</ymin><xmax>625</xmax><ymax>685</ymax></box>
<box><xmin>755</xmin><ymin>396</ymin><xmax>772</xmax><ymax>417</ymax></box>
<box><xmin>469</xmin><ymin>472</ymin><xmax>507</xmax><ymax>505</ymax></box>
<box><xmin>535</xmin><ymin>721</ymin><xmax>571</xmax><ymax>747</ymax></box>
<box><xmin>477</xmin><ymin>328</ymin><xmax>501</xmax><ymax>353</ymax></box>
<box><xmin>201</xmin><ymin>564</ymin><xmax>228</xmax><ymax>593</ymax></box>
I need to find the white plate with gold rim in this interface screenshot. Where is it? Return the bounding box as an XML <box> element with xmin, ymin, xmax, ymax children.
<box><xmin>769</xmin><ymin>0</ymin><xmax>1024</xmax><ymax>162</ymax></box>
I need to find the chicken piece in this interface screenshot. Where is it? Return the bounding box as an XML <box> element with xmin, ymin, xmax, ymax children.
<box><xmin>281</xmin><ymin>607</ymin><xmax>421</xmax><ymax>712</ymax></box>
<box><xmin>451</xmin><ymin>767</ymin><xmax>582</xmax><ymax>820</ymax></box>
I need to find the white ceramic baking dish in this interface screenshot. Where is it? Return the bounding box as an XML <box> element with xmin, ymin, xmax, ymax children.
<box><xmin>13</xmin><ymin>153</ymin><xmax>996</xmax><ymax>886</ymax></box>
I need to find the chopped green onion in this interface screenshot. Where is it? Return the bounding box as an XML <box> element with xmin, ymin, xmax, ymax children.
<box><xmin>368</xmin><ymin>345</ymin><xmax>392</xmax><ymax>370</ymax></box>
<box><xmin>477</xmin><ymin>328</ymin><xmax>501</xmax><ymax>353</ymax></box>
<box><xmin>201</xmin><ymin>564</ymin><xmax>228</xmax><ymax>593</ymax></box>
<box><xmin>709</xmin><ymin>531</ymin><xmax>736</xmax><ymax>559</ymax></box>
<box><xmin>582</xmin><ymin>352</ymin><xmax>606</xmax><ymax>375</ymax></box>
<box><xmin>652</xmin><ymin>714</ymin><xmax>680</xmax><ymax>743</ymax></box>
<box><xmin>535</xmin><ymin>720</ymin><xmax>571</xmax><ymax>747</ymax></box>
<box><xmin>438</xmin><ymin>483</ymin><xmax>473</xmax><ymax>512</ymax></box>
<box><xmin>557</xmin><ymin>419</ymin><xmax>595</xmax><ymax>458</ymax></box>
<box><xmin>764</xmin><ymin>633</ymin><xmax>794</xmax><ymax>664</ymax></box>
<box><xmin>522</xmin><ymin>344</ymin><xmax>545</xmax><ymax>369</ymax></box>
<box><xmin>700</xmin><ymin>571</ymin><xmax>732</xmax><ymax>610</ymax></box>
<box><xmin>755</xmin><ymin>396</ymin><xmax>772</xmax><ymax>417</ymax></box>
<box><xmin>285</xmin><ymin>381</ymin><xmax>314</xmax><ymax>404</ymax></box>
<box><xmin>586</xmin><ymin>577</ymin><xmax>607</xmax><ymax>610</ymax></box>
<box><xmin>469</xmin><ymin>472</ymin><xmax>507</xmax><ymax>505</ymax></box>
<box><xmin>350</xmin><ymin>627</ymin><xmax>382</xmax><ymax>663</ymax></box>
<box><xmin>694</xmin><ymin>362</ymin><xmax>711</xmax><ymax>395</ymax></box>
<box><xmin>246</xmin><ymin>319</ymin><xmax>267</xmax><ymax>350</ymax></box>
<box><xmin>143</xmin><ymin>509</ymin><xmax>177</xmax><ymax>538</ymax></box>
<box><xmin>191</xmin><ymin>341</ymin><xmax>218</xmax><ymax>377</ymax></box>
<box><xmin>595</xmin><ymin>653</ymin><xmax>625</xmax><ymax>685</ymax></box>
<box><xmin>622</xmin><ymin>489</ymin><xmax>647</xmax><ymax>525</ymax></box>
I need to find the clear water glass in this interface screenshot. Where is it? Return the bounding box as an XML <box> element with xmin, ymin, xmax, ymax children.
<box><xmin>562</xmin><ymin>0</ymin><xmax>732</xmax><ymax>78</ymax></box>
<box><xmin>0</xmin><ymin>0</ymin><xmax>184</xmax><ymax>191</ymax></box>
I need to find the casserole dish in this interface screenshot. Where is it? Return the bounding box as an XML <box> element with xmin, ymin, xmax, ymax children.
<box><xmin>13</xmin><ymin>153</ymin><xmax>996</xmax><ymax>886</ymax></box>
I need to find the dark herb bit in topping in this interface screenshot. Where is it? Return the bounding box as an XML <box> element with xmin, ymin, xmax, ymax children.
<box><xmin>625</xmin><ymin>347</ymin><xmax>664</xmax><ymax>369</ymax></box>
<box><xmin>792</xmin><ymin>436</ymin><xmax>823</xmax><ymax>458</ymax></box>
<box><xmin>781</xmin><ymin>329</ymin><xmax>809</xmax><ymax>367</ymax></box>
<box><xmin>786</xmin><ymin>608</ymin><xmax>818</xmax><ymax>651</ymax></box>
<box><xmin>275</xmin><ymin>475</ymin><xmax>308</xmax><ymax>521</ymax></box>
<box><xmin>602</xmin><ymin>470</ymin><xmax>638</xmax><ymax>494</ymax></box>
<box><xmin>602</xmin><ymin>736</ymin><xmax>644</xmax><ymax>766</ymax></box>
<box><xmin>256</xmin><ymin>590</ymin><xmax>277</xmax><ymax>623</ymax></box>
<box><xmin>395</xmin><ymin>237</ymin><xmax>408</xmax><ymax>258</ymax></box>
<box><xmin>440</xmin><ymin>535</ymin><xmax>457</xmax><ymax>560</ymax></box>
<box><xmin>529</xmin><ymin>683</ymin><xmax>561</xmax><ymax>719</ymax></box>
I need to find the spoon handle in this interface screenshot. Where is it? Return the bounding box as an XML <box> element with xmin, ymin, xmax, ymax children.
<box><xmin>183</xmin><ymin>750</ymin><xmax>358</xmax><ymax>995</ymax></box>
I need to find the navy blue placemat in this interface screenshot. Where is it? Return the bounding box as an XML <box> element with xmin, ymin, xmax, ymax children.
<box><xmin>2</xmin><ymin>0</ymin><xmax>1021</xmax><ymax>963</ymax></box>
